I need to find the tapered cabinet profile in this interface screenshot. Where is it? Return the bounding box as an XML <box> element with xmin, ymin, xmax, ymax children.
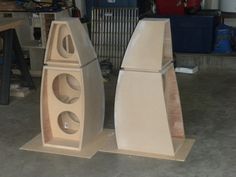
<box><xmin>44</xmin><ymin>20</ymin><xmax>97</xmax><ymax>67</ymax></box>
<box><xmin>41</xmin><ymin>61</ymin><xmax>104</xmax><ymax>151</ymax></box>
<box><xmin>101</xmin><ymin>18</ymin><xmax>194</xmax><ymax>161</ymax></box>
<box><xmin>121</xmin><ymin>18</ymin><xmax>173</xmax><ymax>72</ymax></box>
<box><xmin>115</xmin><ymin>64</ymin><xmax>184</xmax><ymax>156</ymax></box>
<box><xmin>21</xmin><ymin>19</ymin><xmax>105</xmax><ymax>158</ymax></box>
<box><xmin>41</xmin><ymin>19</ymin><xmax>104</xmax><ymax>151</ymax></box>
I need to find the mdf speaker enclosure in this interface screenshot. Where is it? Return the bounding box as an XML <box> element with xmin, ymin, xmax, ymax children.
<box><xmin>44</xmin><ymin>19</ymin><xmax>97</xmax><ymax>67</ymax></box>
<box><xmin>41</xmin><ymin>60</ymin><xmax>104</xmax><ymax>150</ymax></box>
<box><xmin>115</xmin><ymin>64</ymin><xmax>185</xmax><ymax>156</ymax></box>
<box><xmin>40</xmin><ymin>19</ymin><xmax>105</xmax><ymax>150</ymax></box>
<box><xmin>121</xmin><ymin>18</ymin><xmax>173</xmax><ymax>72</ymax></box>
<box><xmin>21</xmin><ymin>19</ymin><xmax>105</xmax><ymax>157</ymax></box>
<box><xmin>102</xmin><ymin>18</ymin><xmax>194</xmax><ymax>160</ymax></box>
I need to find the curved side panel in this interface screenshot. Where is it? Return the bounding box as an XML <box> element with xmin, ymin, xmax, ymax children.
<box><xmin>40</xmin><ymin>68</ymin><xmax>52</xmax><ymax>144</ymax></box>
<box><xmin>121</xmin><ymin>19</ymin><xmax>172</xmax><ymax>72</ymax></box>
<box><xmin>163</xmin><ymin>65</ymin><xmax>185</xmax><ymax>138</ymax></box>
<box><xmin>82</xmin><ymin>60</ymin><xmax>105</xmax><ymax>148</ymax></box>
<box><xmin>163</xmin><ymin>22</ymin><xmax>173</xmax><ymax>64</ymax></box>
<box><xmin>69</xmin><ymin>19</ymin><xmax>97</xmax><ymax>66</ymax></box>
<box><xmin>115</xmin><ymin>70</ymin><xmax>175</xmax><ymax>156</ymax></box>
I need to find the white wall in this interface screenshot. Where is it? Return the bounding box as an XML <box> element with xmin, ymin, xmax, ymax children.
<box><xmin>224</xmin><ymin>19</ymin><xmax>236</xmax><ymax>27</ymax></box>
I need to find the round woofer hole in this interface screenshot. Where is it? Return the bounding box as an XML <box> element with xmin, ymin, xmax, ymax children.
<box><xmin>52</xmin><ymin>74</ymin><xmax>81</xmax><ymax>104</ymax></box>
<box><xmin>58</xmin><ymin>111</ymin><xmax>80</xmax><ymax>134</ymax></box>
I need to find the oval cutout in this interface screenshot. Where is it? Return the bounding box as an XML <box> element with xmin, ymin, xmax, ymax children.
<box><xmin>52</xmin><ymin>74</ymin><xmax>81</xmax><ymax>104</ymax></box>
<box><xmin>58</xmin><ymin>111</ymin><xmax>80</xmax><ymax>134</ymax></box>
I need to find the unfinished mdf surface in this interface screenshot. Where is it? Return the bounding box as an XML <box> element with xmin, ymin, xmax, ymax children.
<box><xmin>121</xmin><ymin>18</ymin><xmax>173</xmax><ymax>72</ymax></box>
<box><xmin>22</xmin><ymin>19</ymin><xmax>105</xmax><ymax>158</ymax></box>
<box><xmin>40</xmin><ymin>18</ymin><xmax>104</xmax><ymax>152</ymax></box>
<box><xmin>41</xmin><ymin>60</ymin><xmax>104</xmax><ymax>151</ymax></box>
<box><xmin>115</xmin><ymin>64</ymin><xmax>187</xmax><ymax>156</ymax></box>
<box><xmin>110</xmin><ymin>18</ymin><xmax>194</xmax><ymax>160</ymax></box>
<box><xmin>100</xmin><ymin>129</ymin><xmax>194</xmax><ymax>161</ymax></box>
<box><xmin>21</xmin><ymin>131</ymin><xmax>107</xmax><ymax>159</ymax></box>
<box><xmin>44</xmin><ymin>19</ymin><xmax>97</xmax><ymax>67</ymax></box>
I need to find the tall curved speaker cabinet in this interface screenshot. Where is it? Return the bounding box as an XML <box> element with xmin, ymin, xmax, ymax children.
<box><xmin>101</xmin><ymin>19</ymin><xmax>194</xmax><ymax>161</ymax></box>
<box><xmin>21</xmin><ymin>19</ymin><xmax>105</xmax><ymax>158</ymax></box>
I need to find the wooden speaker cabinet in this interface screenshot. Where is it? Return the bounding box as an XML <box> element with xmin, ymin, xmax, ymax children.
<box><xmin>101</xmin><ymin>19</ymin><xmax>194</xmax><ymax>161</ymax></box>
<box><xmin>41</xmin><ymin>61</ymin><xmax>104</xmax><ymax>151</ymax></box>
<box><xmin>40</xmin><ymin>19</ymin><xmax>105</xmax><ymax>151</ymax></box>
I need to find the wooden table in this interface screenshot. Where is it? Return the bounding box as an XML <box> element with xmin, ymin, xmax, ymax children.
<box><xmin>0</xmin><ymin>19</ymin><xmax>34</xmax><ymax>105</ymax></box>
<box><xmin>0</xmin><ymin>19</ymin><xmax>23</xmax><ymax>31</ymax></box>
<box><xmin>0</xmin><ymin>1</ymin><xmax>25</xmax><ymax>12</ymax></box>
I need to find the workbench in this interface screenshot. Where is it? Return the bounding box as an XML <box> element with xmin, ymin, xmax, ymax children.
<box><xmin>0</xmin><ymin>1</ymin><xmax>25</xmax><ymax>12</ymax></box>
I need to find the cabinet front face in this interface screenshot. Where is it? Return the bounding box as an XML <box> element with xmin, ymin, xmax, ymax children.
<box><xmin>40</xmin><ymin>60</ymin><xmax>105</xmax><ymax>151</ymax></box>
<box><xmin>45</xmin><ymin>23</ymin><xmax>79</xmax><ymax>65</ymax></box>
<box><xmin>41</xmin><ymin>67</ymin><xmax>85</xmax><ymax>150</ymax></box>
<box><xmin>44</xmin><ymin>20</ymin><xmax>97</xmax><ymax>67</ymax></box>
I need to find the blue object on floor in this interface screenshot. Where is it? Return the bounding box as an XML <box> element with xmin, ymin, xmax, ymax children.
<box><xmin>214</xmin><ymin>24</ymin><xmax>232</xmax><ymax>53</ymax></box>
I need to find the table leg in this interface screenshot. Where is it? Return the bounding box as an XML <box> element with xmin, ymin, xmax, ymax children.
<box><xmin>0</xmin><ymin>29</ymin><xmax>13</xmax><ymax>105</ymax></box>
<box><xmin>13</xmin><ymin>30</ymin><xmax>35</xmax><ymax>89</ymax></box>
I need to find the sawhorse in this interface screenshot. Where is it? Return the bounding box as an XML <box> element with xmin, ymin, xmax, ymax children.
<box><xmin>0</xmin><ymin>20</ymin><xmax>34</xmax><ymax>105</ymax></box>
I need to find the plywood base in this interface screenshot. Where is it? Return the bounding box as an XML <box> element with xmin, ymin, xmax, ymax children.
<box><xmin>100</xmin><ymin>129</ymin><xmax>194</xmax><ymax>162</ymax></box>
<box><xmin>20</xmin><ymin>131</ymin><xmax>107</xmax><ymax>159</ymax></box>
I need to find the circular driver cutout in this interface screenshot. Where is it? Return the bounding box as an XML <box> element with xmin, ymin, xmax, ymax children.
<box><xmin>58</xmin><ymin>111</ymin><xmax>80</xmax><ymax>134</ymax></box>
<box><xmin>52</xmin><ymin>74</ymin><xmax>81</xmax><ymax>104</ymax></box>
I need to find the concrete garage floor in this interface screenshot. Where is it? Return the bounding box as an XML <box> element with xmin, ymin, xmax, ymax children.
<box><xmin>0</xmin><ymin>70</ymin><xmax>236</xmax><ymax>177</ymax></box>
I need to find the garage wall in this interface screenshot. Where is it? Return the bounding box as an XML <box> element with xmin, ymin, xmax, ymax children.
<box><xmin>224</xmin><ymin>19</ymin><xmax>236</xmax><ymax>27</ymax></box>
